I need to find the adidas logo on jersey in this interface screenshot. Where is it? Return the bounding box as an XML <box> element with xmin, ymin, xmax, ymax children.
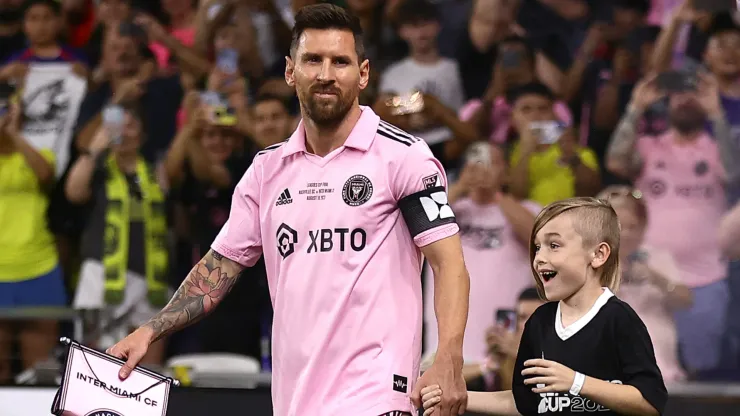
<box><xmin>420</xmin><ymin>191</ymin><xmax>454</xmax><ymax>222</ymax></box>
<box><xmin>276</xmin><ymin>189</ymin><xmax>293</xmax><ymax>206</ymax></box>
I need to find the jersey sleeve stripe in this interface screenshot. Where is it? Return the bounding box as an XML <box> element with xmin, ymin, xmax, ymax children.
<box><xmin>256</xmin><ymin>140</ymin><xmax>288</xmax><ymax>156</ymax></box>
<box><xmin>377</xmin><ymin>129</ymin><xmax>413</xmax><ymax>146</ymax></box>
<box><xmin>377</xmin><ymin>124</ymin><xmax>419</xmax><ymax>145</ymax></box>
<box><xmin>379</xmin><ymin>120</ymin><xmax>420</xmax><ymax>142</ymax></box>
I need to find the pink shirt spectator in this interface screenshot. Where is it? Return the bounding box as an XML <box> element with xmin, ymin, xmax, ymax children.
<box><xmin>618</xmin><ymin>245</ymin><xmax>686</xmax><ymax>383</ymax></box>
<box><xmin>212</xmin><ymin>107</ymin><xmax>459</xmax><ymax>416</ymax></box>
<box><xmin>458</xmin><ymin>97</ymin><xmax>572</xmax><ymax>144</ymax></box>
<box><xmin>150</xmin><ymin>27</ymin><xmax>196</xmax><ymax>68</ymax></box>
<box><xmin>423</xmin><ymin>198</ymin><xmax>540</xmax><ymax>363</ymax></box>
<box><xmin>635</xmin><ymin>131</ymin><xmax>726</xmax><ymax>288</ymax></box>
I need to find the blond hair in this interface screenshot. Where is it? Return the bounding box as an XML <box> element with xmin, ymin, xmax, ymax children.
<box><xmin>530</xmin><ymin>197</ymin><xmax>621</xmax><ymax>300</ymax></box>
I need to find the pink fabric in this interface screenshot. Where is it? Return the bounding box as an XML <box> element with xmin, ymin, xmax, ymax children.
<box><xmin>635</xmin><ymin>131</ymin><xmax>727</xmax><ymax>288</ymax></box>
<box><xmin>212</xmin><ymin>107</ymin><xmax>459</xmax><ymax>416</ymax></box>
<box><xmin>150</xmin><ymin>27</ymin><xmax>196</xmax><ymax>68</ymax></box>
<box><xmin>423</xmin><ymin>199</ymin><xmax>540</xmax><ymax>363</ymax></box>
<box><xmin>458</xmin><ymin>97</ymin><xmax>572</xmax><ymax>144</ymax></box>
<box><xmin>618</xmin><ymin>245</ymin><xmax>686</xmax><ymax>383</ymax></box>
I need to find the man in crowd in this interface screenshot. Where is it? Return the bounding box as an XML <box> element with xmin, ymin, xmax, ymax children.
<box><xmin>606</xmin><ymin>73</ymin><xmax>730</xmax><ymax>376</ymax></box>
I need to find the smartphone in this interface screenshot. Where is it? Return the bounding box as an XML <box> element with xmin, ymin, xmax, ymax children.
<box><xmin>217</xmin><ymin>48</ymin><xmax>239</xmax><ymax>75</ymax></box>
<box><xmin>693</xmin><ymin>0</ymin><xmax>735</xmax><ymax>12</ymax></box>
<box><xmin>656</xmin><ymin>70</ymin><xmax>697</xmax><ymax>92</ymax></box>
<box><xmin>529</xmin><ymin>121</ymin><xmax>565</xmax><ymax>145</ymax></box>
<box><xmin>200</xmin><ymin>91</ymin><xmax>225</xmax><ymax>107</ymax></box>
<box><xmin>495</xmin><ymin>309</ymin><xmax>517</xmax><ymax>333</ymax></box>
<box><xmin>102</xmin><ymin>105</ymin><xmax>125</xmax><ymax>145</ymax></box>
<box><xmin>388</xmin><ymin>91</ymin><xmax>425</xmax><ymax>116</ymax></box>
<box><xmin>466</xmin><ymin>141</ymin><xmax>492</xmax><ymax>167</ymax></box>
<box><xmin>118</xmin><ymin>20</ymin><xmax>147</xmax><ymax>41</ymax></box>
<box><xmin>0</xmin><ymin>82</ymin><xmax>16</xmax><ymax>117</ymax></box>
<box><xmin>500</xmin><ymin>49</ymin><xmax>522</xmax><ymax>69</ymax></box>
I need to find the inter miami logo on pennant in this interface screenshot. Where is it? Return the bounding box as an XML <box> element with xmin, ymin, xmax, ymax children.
<box><xmin>276</xmin><ymin>223</ymin><xmax>298</xmax><ymax>259</ymax></box>
<box><xmin>422</xmin><ymin>174</ymin><xmax>439</xmax><ymax>189</ymax></box>
<box><xmin>342</xmin><ymin>174</ymin><xmax>373</xmax><ymax>206</ymax></box>
<box><xmin>392</xmin><ymin>374</ymin><xmax>408</xmax><ymax>393</ymax></box>
<box><xmin>85</xmin><ymin>410</ymin><xmax>124</xmax><ymax>416</ymax></box>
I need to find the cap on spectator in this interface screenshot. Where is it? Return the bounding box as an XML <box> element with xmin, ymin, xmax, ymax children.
<box><xmin>23</xmin><ymin>0</ymin><xmax>62</xmax><ymax>15</ymax></box>
<box><xmin>506</xmin><ymin>82</ymin><xmax>555</xmax><ymax>105</ymax></box>
<box><xmin>395</xmin><ymin>0</ymin><xmax>439</xmax><ymax>26</ymax></box>
<box><xmin>613</xmin><ymin>0</ymin><xmax>651</xmax><ymax>16</ymax></box>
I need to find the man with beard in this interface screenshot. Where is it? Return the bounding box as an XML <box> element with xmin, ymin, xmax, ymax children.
<box><xmin>106</xmin><ymin>4</ymin><xmax>470</xmax><ymax>416</ymax></box>
<box><xmin>606</xmin><ymin>73</ymin><xmax>730</xmax><ymax>376</ymax></box>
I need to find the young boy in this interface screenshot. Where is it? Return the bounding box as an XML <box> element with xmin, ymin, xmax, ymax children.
<box><xmin>0</xmin><ymin>0</ymin><xmax>87</xmax><ymax>80</ymax></box>
<box><xmin>419</xmin><ymin>197</ymin><xmax>667</xmax><ymax>415</ymax></box>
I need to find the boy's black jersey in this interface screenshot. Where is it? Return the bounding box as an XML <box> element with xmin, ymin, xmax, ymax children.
<box><xmin>513</xmin><ymin>290</ymin><xmax>667</xmax><ymax>415</ymax></box>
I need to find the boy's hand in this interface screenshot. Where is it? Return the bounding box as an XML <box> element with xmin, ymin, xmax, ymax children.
<box><xmin>522</xmin><ymin>359</ymin><xmax>577</xmax><ymax>393</ymax></box>
<box><xmin>420</xmin><ymin>384</ymin><xmax>443</xmax><ymax>416</ymax></box>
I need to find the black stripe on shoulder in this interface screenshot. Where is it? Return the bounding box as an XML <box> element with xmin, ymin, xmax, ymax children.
<box><xmin>377</xmin><ymin>129</ymin><xmax>412</xmax><ymax>146</ymax></box>
<box><xmin>256</xmin><ymin>140</ymin><xmax>288</xmax><ymax>156</ymax></box>
<box><xmin>379</xmin><ymin>120</ymin><xmax>420</xmax><ymax>142</ymax></box>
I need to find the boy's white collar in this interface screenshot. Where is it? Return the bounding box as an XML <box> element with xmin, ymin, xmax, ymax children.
<box><xmin>555</xmin><ymin>288</ymin><xmax>614</xmax><ymax>341</ymax></box>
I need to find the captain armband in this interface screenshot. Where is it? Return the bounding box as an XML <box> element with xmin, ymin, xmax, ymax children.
<box><xmin>398</xmin><ymin>186</ymin><xmax>457</xmax><ymax>238</ymax></box>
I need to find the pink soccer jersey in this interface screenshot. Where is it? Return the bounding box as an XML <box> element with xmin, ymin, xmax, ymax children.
<box><xmin>212</xmin><ymin>107</ymin><xmax>459</xmax><ymax>416</ymax></box>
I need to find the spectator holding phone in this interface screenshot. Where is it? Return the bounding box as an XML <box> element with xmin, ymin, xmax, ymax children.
<box><xmin>458</xmin><ymin>36</ymin><xmax>572</xmax><ymax>146</ymax></box>
<box><xmin>606</xmin><ymin>73</ymin><xmax>729</xmax><ymax>376</ymax></box>
<box><xmin>0</xmin><ymin>99</ymin><xmax>63</xmax><ymax>383</ymax></box>
<box><xmin>422</xmin><ymin>288</ymin><xmax>544</xmax><ymax>392</ymax></box>
<box><xmin>65</xmin><ymin>102</ymin><xmax>169</xmax><ymax>366</ymax></box>
<box><xmin>598</xmin><ymin>186</ymin><xmax>692</xmax><ymax>383</ymax></box>
<box><xmin>423</xmin><ymin>142</ymin><xmax>538</xmax><ymax>380</ymax></box>
<box><xmin>508</xmin><ymin>82</ymin><xmax>601</xmax><ymax>206</ymax></box>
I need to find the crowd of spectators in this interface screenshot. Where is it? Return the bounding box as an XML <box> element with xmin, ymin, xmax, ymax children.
<box><xmin>1</xmin><ymin>0</ymin><xmax>740</xmax><ymax>387</ymax></box>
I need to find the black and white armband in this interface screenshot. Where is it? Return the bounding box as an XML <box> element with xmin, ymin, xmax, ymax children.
<box><xmin>398</xmin><ymin>186</ymin><xmax>457</xmax><ymax>238</ymax></box>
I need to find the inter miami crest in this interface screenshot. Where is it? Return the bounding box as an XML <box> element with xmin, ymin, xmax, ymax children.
<box><xmin>342</xmin><ymin>174</ymin><xmax>373</xmax><ymax>206</ymax></box>
<box><xmin>85</xmin><ymin>410</ymin><xmax>124</xmax><ymax>416</ymax></box>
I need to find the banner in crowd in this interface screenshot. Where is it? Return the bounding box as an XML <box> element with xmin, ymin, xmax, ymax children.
<box><xmin>22</xmin><ymin>64</ymin><xmax>87</xmax><ymax>177</ymax></box>
<box><xmin>51</xmin><ymin>339</ymin><xmax>176</xmax><ymax>416</ymax></box>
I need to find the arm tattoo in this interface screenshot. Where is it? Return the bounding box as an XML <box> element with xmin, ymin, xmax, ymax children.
<box><xmin>144</xmin><ymin>249</ymin><xmax>245</xmax><ymax>341</ymax></box>
<box><xmin>606</xmin><ymin>107</ymin><xmax>643</xmax><ymax>175</ymax></box>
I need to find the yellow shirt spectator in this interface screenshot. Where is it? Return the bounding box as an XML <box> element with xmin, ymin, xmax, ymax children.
<box><xmin>0</xmin><ymin>149</ymin><xmax>58</xmax><ymax>281</ymax></box>
<box><xmin>510</xmin><ymin>141</ymin><xmax>600</xmax><ymax>206</ymax></box>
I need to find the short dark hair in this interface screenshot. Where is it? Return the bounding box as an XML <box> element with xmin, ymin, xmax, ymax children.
<box><xmin>518</xmin><ymin>287</ymin><xmax>541</xmax><ymax>302</ymax></box>
<box><xmin>290</xmin><ymin>4</ymin><xmax>365</xmax><ymax>62</ymax></box>
<box><xmin>395</xmin><ymin>0</ymin><xmax>439</xmax><ymax>27</ymax></box>
<box><xmin>707</xmin><ymin>12</ymin><xmax>740</xmax><ymax>39</ymax></box>
<box><xmin>614</xmin><ymin>0</ymin><xmax>651</xmax><ymax>16</ymax></box>
<box><xmin>499</xmin><ymin>35</ymin><xmax>536</xmax><ymax>66</ymax></box>
<box><xmin>23</xmin><ymin>0</ymin><xmax>61</xmax><ymax>15</ymax></box>
<box><xmin>253</xmin><ymin>93</ymin><xmax>289</xmax><ymax>111</ymax></box>
<box><xmin>506</xmin><ymin>82</ymin><xmax>555</xmax><ymax>105</ymax></box>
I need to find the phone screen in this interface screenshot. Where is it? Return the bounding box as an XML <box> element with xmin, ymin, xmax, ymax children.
<box><xmin>656</xmin><ymin>71</ymin><xmax>696</xmax><ymax>92</ymax></box>
<box><xmin>530</xmin><ymin>121</ymin><xmax>564</xmax><ymax>144</ymax></box>
<box><xmin>102</xmin><ymin>105</ymin><xmax>125</xmax><ymax>144</ymax></box>
<box><xmin>217</xmin><ymin>48</ymin><xmax>239</xmax><ymax>75</ymax></box>
<box><xmin>495</xmin><ymin>309</ymin><xmax>517</xmax><ymax>333</ymax></box>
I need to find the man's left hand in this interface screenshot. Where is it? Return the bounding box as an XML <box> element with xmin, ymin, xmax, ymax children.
<box><xmin>411</xmin><ymin>351</ymin><xmax>467</xmax><ymax>416</ymax></box>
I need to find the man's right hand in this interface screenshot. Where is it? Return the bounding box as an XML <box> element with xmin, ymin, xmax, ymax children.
<box><xmin>629</xmin><ymin>74</ymin><xmax>663</xmax><ymax>112</ymax></box>
<box><xmin>106</xmin><ymin>326</ymin><xmax>155</xmax><ymax>380</ymax></box>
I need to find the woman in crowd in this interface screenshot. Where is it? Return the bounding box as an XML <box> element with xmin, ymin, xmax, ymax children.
<box><xmin>0</xmin><ymin>101</ymin><xmax>64</xmax><ymax>383</ymax></box>
<box><xmin>598</xmin><ymin>185</ymin><xmax>693</xmax><ymax>382</ymax></box>
<box><xmin>65</xmin><ymin>102</ymin><xmax>169</xmax><ymax>365</ymax></box>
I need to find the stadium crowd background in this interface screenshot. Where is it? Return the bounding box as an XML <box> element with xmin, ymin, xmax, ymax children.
<box><xmin>1</xmin><ymin>0</ymin><xmax>740</xmax><ymax>395</ymax></box>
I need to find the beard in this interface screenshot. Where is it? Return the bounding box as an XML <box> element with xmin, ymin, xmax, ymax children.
<box><xmin>300</xmin><ymin>83</ymin><xmax>357</xmax><ymax>127</ymax></box>
<box><xmin>669</xmin><ymin>107</ymin><xmax>705</xmax><ymax>134</ymax></box>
